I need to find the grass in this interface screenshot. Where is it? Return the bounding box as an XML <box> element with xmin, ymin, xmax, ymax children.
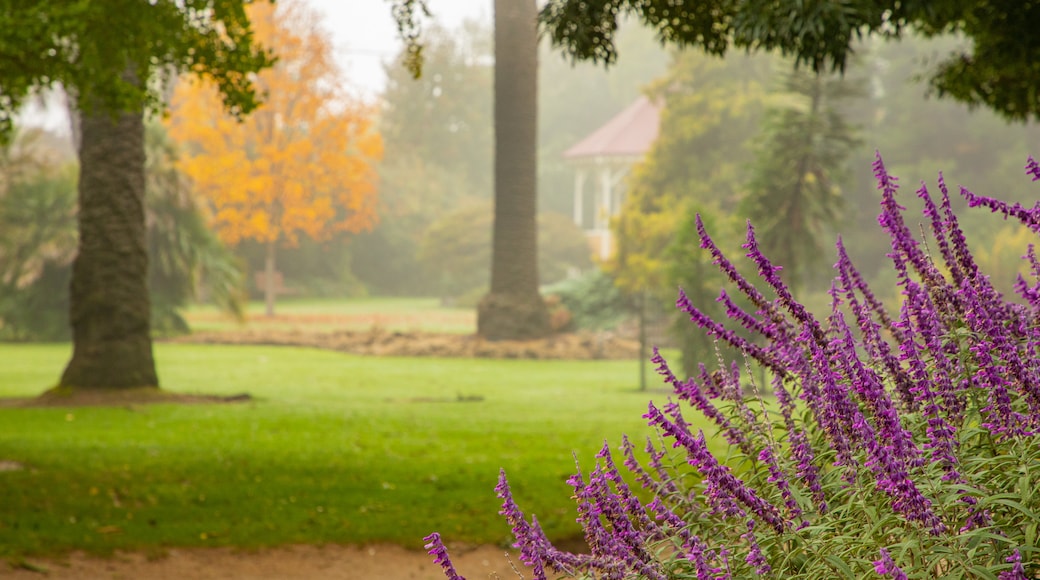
<box><xmin>0</xmin><ymin>342</ymin><xmax>713</xmax><ymax>558</ymax></box>
<box><xmin>184</xmin><ymin>297</ymin><xmax>475</xmax><ymax>334</ymax></box>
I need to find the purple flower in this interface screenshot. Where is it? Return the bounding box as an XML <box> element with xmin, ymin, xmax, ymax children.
<box><xmin>874</xmin><ymin>152</ymin><xmax>945</xmax><ymax>291</ymax></box>
<box><xmin>960</xmin><ymin>183</ymin><xmax>1040</xmax><ymax>234</ymax></box>
<box><xmin>998</xmin><ymin>548</ymin><xmax>1027</xmax><ymax>580</ymax></box>
<box><xmin>759</xmin><ymin>446</ymin><xmax>802</xmax><ymax>522</ymax></box>
<box><xmin>1027</xmin><ymin>156</ymin><xmax>1040</xmax><ymax>181</ymax></box>
<box><xmin>1013</xmin><ymin>244</ymin><xmax>1040</xmax><ymax>308</ymax></box>
<box><xmin>873</xmin><ymin>548</ymin><xmax>908</xmax><ymax>580</ymax></box>
<box><xmin>836</xmin><ymin>240</ymin><xmax>916</xmax><ymax>411</ymax></box>
<box><xmin>919</xmin><ymin>178</ymin><xmax>965</xmax><ymax>288</ymax></box>
<box><xmin>696</xmin><ymin>214</ymin><xmax>774</xmax><ymax>313</ymax></box>
<box><xmin>742</xmin><ymin>520</ymin><xmax>771</xmax><ymax>575</ymax></box>
<box><xmin>834</xmin><ymin>237</ymin><xmax>905</xmax><ymax>340</ymax></box>
<box><xmin>651</xmin><ymin>348</ymin><xmax>753</xmax><ymax>456</ymax></box>
<box><xmin>676</xmin><ymin>289</ymin><xmax>785</xmax><ymax>374</ymax></box>
<box><xmin>497</xmin><ymin>470</ymin><xmax>593</xmax><ymax>578</ymax></box>
<box><xmin>895</xmin><ymin>294</ymin><xmax>960</xmax><ymax>481</ymax></box>
<box><xmin>644</xmin><ymin>402</ymin><xmax>787</xmax><ymax>533</ymax></box>
<box><xmin>744</xmin><ymin>221</ymin><xmax>825</xmax><ymax>345</ymax></box>
<box><xmin>423</xmin><ymin>532</ymin><xmax>466</xmax><ymax>580</ymax></box>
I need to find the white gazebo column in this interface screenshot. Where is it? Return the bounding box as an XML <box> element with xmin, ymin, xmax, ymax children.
<box><xmin>573</xmin><ymin>169</ymin><xmax>586</xmax><ymax>227</ymax></box>
<box><xmin>610</xmin><ymin>165</ymin><xmax>629</xmax><ymax>217</ymax></box>
<box><xmin>599</xmin><ymin>165</ymin><xmax>613</xmax><ymax>259</ymax></box>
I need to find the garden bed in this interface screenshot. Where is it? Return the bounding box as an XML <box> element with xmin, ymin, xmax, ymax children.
<box><xmin>169</xmin><ymin>328</ymin><xmax>641</xmax><ymax>360</ymax></box>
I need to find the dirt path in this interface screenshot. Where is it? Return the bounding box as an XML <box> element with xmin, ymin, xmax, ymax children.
<box><xmin>3</xmin><ymin>544</ymin><xmax>530</xmax><ymax>579</ymax></box>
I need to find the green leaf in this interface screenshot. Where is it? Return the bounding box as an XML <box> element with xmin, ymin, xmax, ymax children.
<box><xmin>823</xmin><ymin>555</ymin><xmax>856</xmax><ymax>579</ymax></box>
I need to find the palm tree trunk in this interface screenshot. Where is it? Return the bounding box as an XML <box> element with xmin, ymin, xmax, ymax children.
<box><xmin>477</xmin><ymin>0</ymin><xmax>550</xmax><ymax>340</ymax></box>
<box><xmin>59</xmin><ymin>104</ymin><xmax>159</xmax><ymax>389</ymax></box>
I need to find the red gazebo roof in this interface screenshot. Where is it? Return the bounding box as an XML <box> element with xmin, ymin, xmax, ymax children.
<box><xmin>563</xmin><ymin>95</ymin><xmax>661</xmax><ymax>160</ymax></box>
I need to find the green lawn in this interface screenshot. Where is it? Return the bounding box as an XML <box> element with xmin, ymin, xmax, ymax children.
<box><xmin>184</xmin><ymin>297</ymin><xmax>475</xmax><ymax>334</ymax></box>
<box><xmin>0</xmin><ymin>343</ymin><xmax>707</xmax><ymax>558</ymax></box>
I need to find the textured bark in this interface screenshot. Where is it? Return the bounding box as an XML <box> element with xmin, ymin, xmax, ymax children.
<box><xmin>59</xmin><ymin>106</ymin><xmax>159</xmax><ymax>389</ymax></box>
<box><xmin>478</xmin><ymin>0</ymin><xmax>550</xmax><ymax>341</ymax></box>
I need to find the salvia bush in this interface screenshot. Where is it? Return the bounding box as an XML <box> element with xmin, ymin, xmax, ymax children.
<box><xmin>425</xmin><ymin>153</ymin><xmax>1040</xmax><ymax>579</ymax></box>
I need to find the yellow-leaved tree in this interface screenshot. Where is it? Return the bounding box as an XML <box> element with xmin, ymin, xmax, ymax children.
<box><xmin>168</xmin><ymin>0</ymin><xmax>382</xmax><ymax>316</ymax></box>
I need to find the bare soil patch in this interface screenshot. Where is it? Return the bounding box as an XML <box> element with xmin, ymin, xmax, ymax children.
<box><xmin>3</xmin><ymin>543</ymin><xmax>532</xmax><ymax>579</ymax></box>
<box><xmin>170</xmin><ymin>328</ymin><xmax>640</xmax><ymax>360</ymax></box>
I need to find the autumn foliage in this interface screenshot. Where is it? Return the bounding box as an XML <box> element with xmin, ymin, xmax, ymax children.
<box><xmin>168</xmin><ymin>0</ymin><xmax>382</xmax><ymax>312</ymax></box>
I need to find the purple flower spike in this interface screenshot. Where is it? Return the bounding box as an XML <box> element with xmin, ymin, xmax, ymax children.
<box><xmin>1027</xmin><ymin>156</ymin><xmax>1040</xmax><ymax>182</ymax></box>
<box><xmin>424</xmin><ymin>532</ymin><xmax>466</xmax><ymax>580</ymax></box>
<box><xmin>645</xmin><ymin>402</ymin><xmax>787</xmax><ymax>533</ymax></box>
<box><xmin>998</xmin><ymin>548</ymin><xmax>1028</xmax><ymax>580</ymax></box>
<box><xmin>742</xmin><ymin>520</ymin><xmax>771</xmax><ymax>575</ymax></box>
<box><xmin>744</xmin><ymin>220</ymin><xmax>824</xmax><ymax>345</ymax></box>
<box><xmin>695</xmin><ymin>214</ymin><xmax>774</xmax><ymax>313</ymax></box>
<box><xmin>960</xmin><ymin>184</ymin><xmax>1040</xmax><ymax>234</ymax></box>
<box><xmin>676</xmin><ymin>289</ymin><xmax>785</xmax><ymax>374</ymax></box>
<box><xmin>873</xmin><ymin>548</ymin><xmax>908</xmax><ymax>580</ymax></box>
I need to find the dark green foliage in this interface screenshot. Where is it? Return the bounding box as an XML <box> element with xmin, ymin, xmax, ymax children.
<box><xmin>740</xmin><ymin>64</ymin><xmax>865</xmax><ymax>292</ymax></box>
<box><xmin>0</xmin><ymin>0</ymin><xmax>273</xmax><ymax>139</ymax></box>
<box><xmin>538</xmin><ymin>0</ymin><xmax>1040</xmax><ymax>123</ymax></box>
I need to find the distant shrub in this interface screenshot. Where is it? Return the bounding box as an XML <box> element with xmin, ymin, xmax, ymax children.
<box><xmin>425</xmin><ymin>154</ymin><xmax>1040</xmax><ymax>579</ymax></box>
<box><xmin>543</xmin><ymin>270</ymin><xmax>629</xmax><ymax>332</ymax></box>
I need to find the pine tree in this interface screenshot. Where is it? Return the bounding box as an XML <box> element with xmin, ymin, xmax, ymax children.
<box><xmin>740</xmin><ymin>65</ymin><xmax>865</xmax><ymax>292</ymax></box>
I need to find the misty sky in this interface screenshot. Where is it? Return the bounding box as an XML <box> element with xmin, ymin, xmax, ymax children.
<box><xmin>307</xmin><ymin>0</ymin><xmax>489</xmax><ymax>99</ymax></box>
<box><xmin>20</xmin><ymin>0</ymin><xmax>490</xmax><ymax>130</ymax></box>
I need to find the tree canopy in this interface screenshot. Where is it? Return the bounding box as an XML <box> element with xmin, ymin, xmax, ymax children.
<box><xmin>538</xmin><ymin>0</ymin><xmax>1040</xmax><ymax>122</ymax></box>
<box><xmin>0</xmin><ymin>0</ymin><xmax>273</xmax><ymax>138</ymax></box>
<box><xmin>169</xmin><ymin>0</ymin><xmax>382</xmax><ymax>316</ymax></box>
<box><xmin>1</xmin><ymin>0</ymin><xmax>274</xmax><ymax>390</ymax></box>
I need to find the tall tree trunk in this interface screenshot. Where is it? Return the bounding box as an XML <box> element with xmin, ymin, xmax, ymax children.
<box><xmin>59</xmin><ymin>105</ymin><xmax>159</xmax><ymax>389</ymax></box>
<box><xmin>264</xmin><ymin>240</ymin><xmax>276</xmax><ymax>317</ymax></box>
<box><xmin>477</xmin><ymin>0</ymin><xmax>550</xmax><ymax>340</ymax></box>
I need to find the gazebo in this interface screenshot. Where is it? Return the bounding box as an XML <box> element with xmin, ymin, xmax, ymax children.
<box><xmin>563</xmin><ymin>95</ymin><xmax>661</xmax><ymax>260</ymax></box>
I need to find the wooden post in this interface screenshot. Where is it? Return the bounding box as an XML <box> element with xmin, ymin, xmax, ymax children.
<box><xmin>639</xmin><ymin>287</ymin><xmax>648</xmax><ymax>391</ymax></box>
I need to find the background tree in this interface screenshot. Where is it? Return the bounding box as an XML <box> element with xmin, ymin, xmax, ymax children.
<box><xmin>0</xmin><ymin>129</ymin><xmax>78</xmax><ymax>301</ymax></box>
<box><xmin>352</xmin><ymin>21</ymin><xmax>492</xmax><ymax>296</ymax></box>
<box><xmin>606</xmin><ymin>51</ymin><xmax>774</xmax><ymax>372</ymax></box>
<box><xmin>144</xmin><ymin>122</ymin><xmax>245</xmax><ymax>335</ymax></box>
<box><xmin>610</xmin><ymin>53</ymin><xmax>772</xmax><ymax>294</ymax></box>
<box><xmin>0</xmin><ymin>1</ymin><xmax>272</xmax><ymax>391</ymax></box>
<box><xmin>0</xmin><ymin>124</ymin><xmax>244</xmax><ymax>341</ymax></box>
<box><xmin>740</xmin><ymin>64</ymin><xmax>865</xmax><ymax>293</ymax></box>
<box><xmin>477</xmin><ymin>0</ymin><xmax>551</xmax><ymax>340</ymax></box>
<box><xmin>539</xmin><ymin>0</ymin><xmax>1040</xmax><ymax>123</ymax></box>
<box><xmin>169</xmin><ymin>0</ymin><xmax>382</xmax><ymax>317</ymax></box>
<box><xmin>418</xmin><ymin>201</ymin><xmax>592</xmax><ymax>303</ymax></box>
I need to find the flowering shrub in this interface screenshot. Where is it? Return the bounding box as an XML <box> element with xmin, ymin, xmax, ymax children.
<box><xmin>425</xmin><ymin>153</ymin><xmax>1040</xmax><ymax>579</ymax></box>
